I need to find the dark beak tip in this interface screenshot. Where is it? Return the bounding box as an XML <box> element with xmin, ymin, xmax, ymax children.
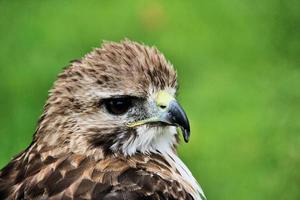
<box><xmin>182</xmin><ymin>128</ymin><xmax>190</xmax><ymax>143</ymax></box>
<box><xmin>167</xmin><ymin>100</ymin><xmax>191</xmax><ymax>144</ymax></box>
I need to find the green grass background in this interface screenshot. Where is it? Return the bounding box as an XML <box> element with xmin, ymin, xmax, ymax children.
<box><xmin>0</xmin><ymin>0</ymin><xmax>299</xmax><ymax>199</ymax></box>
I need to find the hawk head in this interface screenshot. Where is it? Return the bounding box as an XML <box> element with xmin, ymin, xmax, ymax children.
<box><xmin>35</xmin><ymin>40</ymin><xmax>190</xmax><ymax>157</ymax></box>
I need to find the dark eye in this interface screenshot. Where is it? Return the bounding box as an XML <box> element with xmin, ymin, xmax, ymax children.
<box><xmin>104</xmin><ymin>97</ymin><xmax>133</xmax><ymax>115</ymax></box>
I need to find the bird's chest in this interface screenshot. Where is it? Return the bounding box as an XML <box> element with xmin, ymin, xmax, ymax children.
<box><xmin>160</xmin><ymin>152</ymin><xmax>204</xmax><ymax>200</ymax></box>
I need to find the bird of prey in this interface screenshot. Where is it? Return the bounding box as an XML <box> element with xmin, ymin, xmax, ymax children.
<box><xmin>0</xmin><ymin>40</ymin><xmax>206</xmax><ymax>200</ymax></box>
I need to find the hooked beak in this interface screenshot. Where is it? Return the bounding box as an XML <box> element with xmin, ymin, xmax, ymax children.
<box><xmin>158</xmin><ymin>100</ymin><xmax>191</xmax><ymax>142</ymax></box>
<box><xmin>127</xmin><ymin>91</ymin><xmax>191</xmax><ymax>143</ymax></box>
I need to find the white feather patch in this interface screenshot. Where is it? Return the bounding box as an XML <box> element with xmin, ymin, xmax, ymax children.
<box><xmin>165</xmin><ymin>150</ymin><xmax>206</xmax><ymax>200</ymax></box>
<box><xmin>115</xmin><ymin>125</ymin><xmax>205</xmax><ymax>200</ymax></box>
<box><xmin>112</xmin><ymin>126</ymin><xmax>176</xmax><ymax>156</ymax></box>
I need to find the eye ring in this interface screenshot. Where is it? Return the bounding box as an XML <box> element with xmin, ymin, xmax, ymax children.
<box><xmin>103</xmin><ymin>97</ymin><xmax>133</xmax><ymax>115</ymax></box>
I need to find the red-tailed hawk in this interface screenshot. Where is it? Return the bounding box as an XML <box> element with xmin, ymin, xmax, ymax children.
<box><xmin>0</xmin><ymin>40</ymin><xmax>206</xmax><ymax>200</ymax></box>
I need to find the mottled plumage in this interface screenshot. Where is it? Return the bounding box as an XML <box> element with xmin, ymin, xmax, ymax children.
<box><xmin>0</xmin><ymin>40</ymin><xmax>205</xmax><ymax>200</ymax></box>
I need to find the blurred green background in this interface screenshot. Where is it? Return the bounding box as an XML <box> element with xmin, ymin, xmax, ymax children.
<box><xmin>0</xmin><ymin>0</ymin><xmax>299</xmax><ymax>199</ymax></box>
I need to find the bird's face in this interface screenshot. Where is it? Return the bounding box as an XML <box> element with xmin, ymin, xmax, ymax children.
<box><xmin>79</xmin><ymin>88</ymin><xmax>190</xmax><ymax>156</ymax></box>
<box><xmin>37</xmin><ymin>40</ymin><xmax>190</xmax><ymax>156</ymax></box>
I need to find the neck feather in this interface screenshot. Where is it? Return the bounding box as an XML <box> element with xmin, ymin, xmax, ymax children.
<box><xmin>111</xmin><ymin>126</ymin><xmax>178</xmax><ymax>156</ymax></box>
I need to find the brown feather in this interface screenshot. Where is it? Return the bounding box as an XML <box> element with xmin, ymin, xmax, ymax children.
<box><xmin>0</xmin><ymin>40</ymin><xmax>202</xmax><ymax>200</ymax></box>
<box><xmin>1</xmin><ymin>149</ymin><xmax>195</xmax><ymax>200</ymax></box>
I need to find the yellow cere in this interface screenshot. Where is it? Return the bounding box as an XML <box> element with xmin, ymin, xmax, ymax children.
<box><xmin>155</xmin><ymin>91</ymin><xmax>175</xmax><ymax>108</ymax></box>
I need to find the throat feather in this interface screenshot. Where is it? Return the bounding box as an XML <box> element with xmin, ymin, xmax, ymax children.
<box><xmin>111</xmin><ymin>126</ymin><xmax>177</xmax><ymax>156</ymax></box>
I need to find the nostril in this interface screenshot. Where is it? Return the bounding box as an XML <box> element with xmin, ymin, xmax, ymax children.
<box><xmin>159</xmin><ymin>105</ymin><xmax>167</xmax><ymax>109</ymax></box>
